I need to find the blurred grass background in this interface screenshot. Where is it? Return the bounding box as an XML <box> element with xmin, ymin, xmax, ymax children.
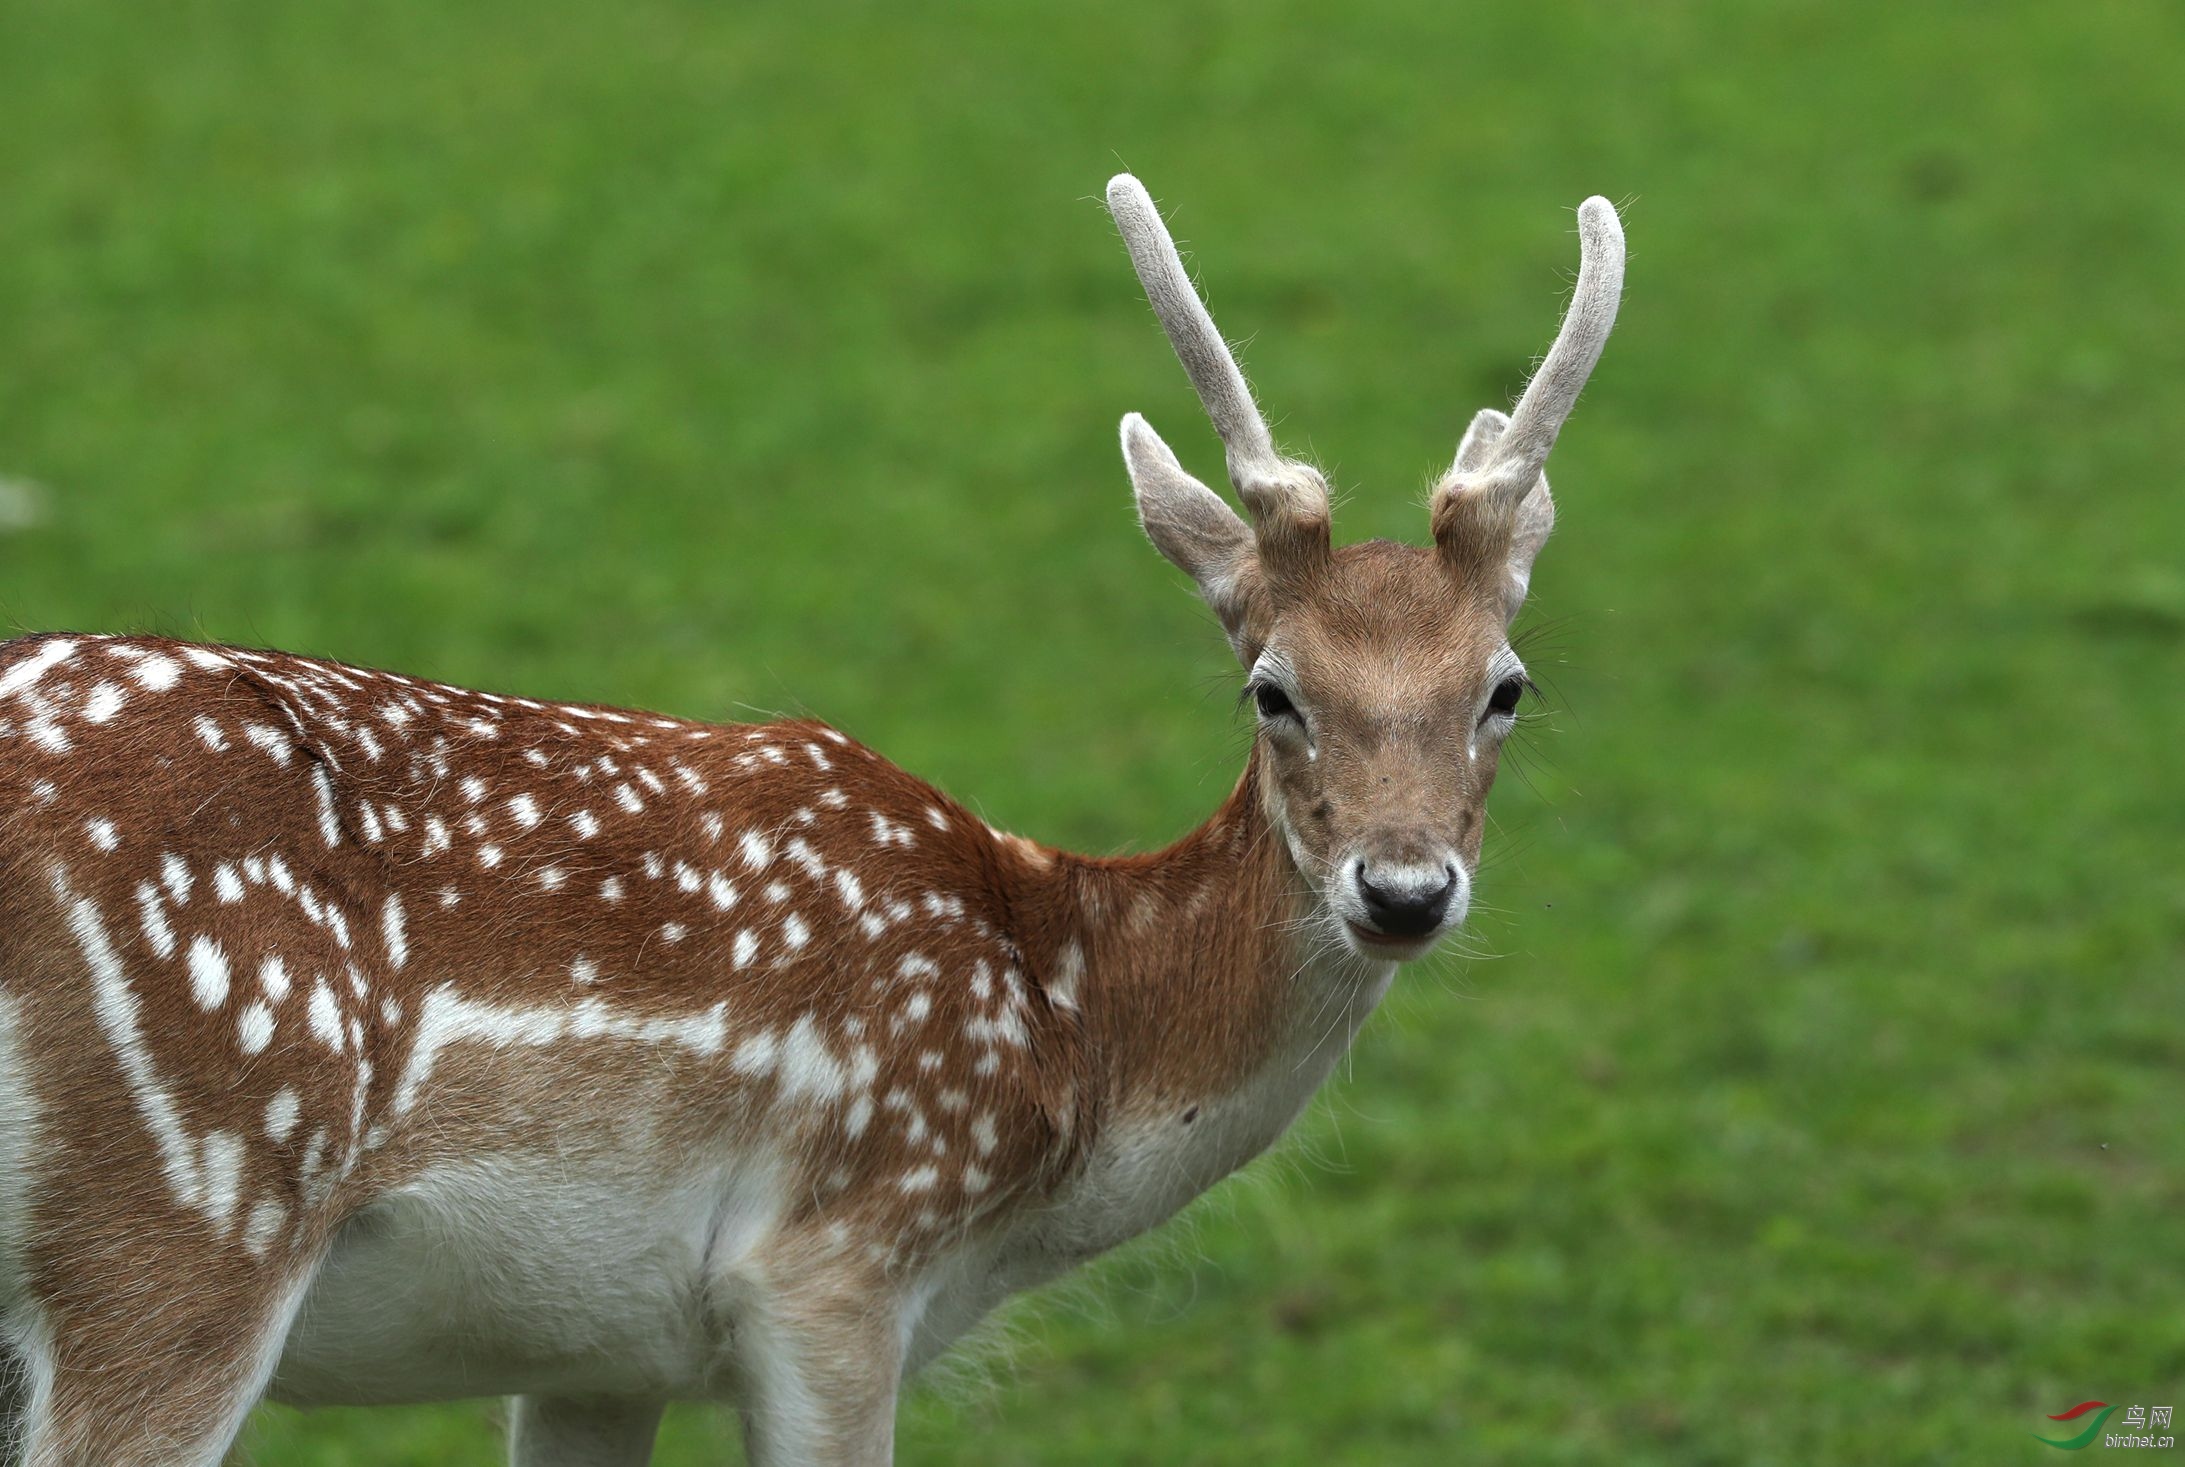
<box><xmin>4</xmin><ymin>0</ymin><xmax>2182</xmax><ymax>1462</ymax></box>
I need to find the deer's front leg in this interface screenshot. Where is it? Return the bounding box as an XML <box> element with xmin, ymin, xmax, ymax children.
<box><xmin>507</xmin><ymin>1394</ymin><xmax>665</xmax><ymax>1467</ymax></box>
<box><xmin>732</xmin><ymin>1259</ymin><xmax>904</xmax><ymax>1467</ymax></box>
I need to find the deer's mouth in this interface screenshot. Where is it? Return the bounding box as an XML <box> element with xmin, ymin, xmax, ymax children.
<box><xmin>1343</xmin><ymin>920</ymin><xmax>1439</xmax><ymax>961</ymax></box>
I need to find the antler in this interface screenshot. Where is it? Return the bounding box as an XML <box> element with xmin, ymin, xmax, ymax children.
<box><xmin>1106</xmin><ymin>174</ymin><xmax>1329</xmax><ymax>535</ymax></box>
<box><xmin>1441</xmin><ymin>196</ymin><xmax>1625</xmax><ymax>510</ymax></box>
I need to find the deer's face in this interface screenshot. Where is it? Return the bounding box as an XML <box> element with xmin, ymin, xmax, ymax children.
<box><xmin>1105</xmin><ymin>174</ymin><xmax>1623</xmax><ymax>963</ymax></box>
<box><xmin>1240</xmin><ymin>543</ymin><xmax>1525</xmax><ymax>959</ymax></box>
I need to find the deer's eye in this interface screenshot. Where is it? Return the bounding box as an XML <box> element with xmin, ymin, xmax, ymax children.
<box><xmin>1483</xmin><ymin>675</ymin><xmax>1526</xmax><ymax>722</ymax></box>
<box><xmin>1252</xmin><ymin>682</ymin><xmax>1298</xmax><ymax>721</ymax></box>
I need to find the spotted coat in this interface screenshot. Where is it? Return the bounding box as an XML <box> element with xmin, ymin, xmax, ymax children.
<box><xmin>0</xmin><ymin>632</ymin><xmax>1351</xmax><ymax>1465</ymax></box>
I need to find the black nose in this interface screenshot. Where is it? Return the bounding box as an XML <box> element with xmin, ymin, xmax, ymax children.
<box><xmin>1356</xmin><ymin>866</ymin><xmax>1458</xmax><ymax>938</ymax></box>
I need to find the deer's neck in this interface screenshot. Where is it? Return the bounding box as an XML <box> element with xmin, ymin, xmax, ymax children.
<box><xmin>1010</xmin><ymin>751</ymin><xmax>1395</xmax><ymax>1261</ymax></box>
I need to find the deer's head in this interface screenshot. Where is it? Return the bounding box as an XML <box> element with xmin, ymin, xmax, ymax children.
<box><xmin>1107</xmin><ymin>175</ymin><xmax>1624</xmax><ymax>962</ymax></box>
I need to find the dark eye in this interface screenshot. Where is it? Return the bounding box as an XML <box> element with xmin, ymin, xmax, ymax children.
<box><xmin>1483</xmin><ymin>676</ymin><xmax>1526</xmax><ymax>721</ymax></box>
<box><xmin>1252</xmin><ymin>682</ymin><xmax>1297</xmax><ymax>721</ymax></box>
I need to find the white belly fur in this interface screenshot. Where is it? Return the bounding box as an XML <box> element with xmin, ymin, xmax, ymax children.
<box><xmin>269</xmin><ymin>1149</ymin><xmax>787</xmax><ymax>1407</ymax></box>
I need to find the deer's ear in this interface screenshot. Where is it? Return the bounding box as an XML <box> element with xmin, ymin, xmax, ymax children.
<box><xmin>1447</xmin><ymin>406</ymin><xmax>1555</xmax><ymax>622</ymax></box>
<box><xmin>1452</xmin><ymin>406</ymin><xmax>1509</xmax><ymax>475</ymax></box>
<box><xmin>1505</xmin><ymin>475</ymin><xmax>1555</xmax><ymax>618</ymax></box>
<box><xmin>1121</xmin><ymin>413</ymin><xmax>1257</xmax><ymax>650</ymax></box>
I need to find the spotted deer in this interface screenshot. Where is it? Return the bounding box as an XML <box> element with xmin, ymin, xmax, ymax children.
<box><xmin>0</xmin><ymin>175</ymin><xmax>1623</xmax><ymax>1465</ymax></box>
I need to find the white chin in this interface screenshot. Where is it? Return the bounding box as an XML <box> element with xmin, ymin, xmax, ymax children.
<box><xmin>1340</xmin><ymin>920</ymin><xmax>1440</xmax><ymax>963</ymax></box>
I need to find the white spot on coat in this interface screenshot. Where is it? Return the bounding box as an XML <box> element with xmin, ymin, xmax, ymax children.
<box><xmin>242</xmin><ymin>723</ymin><xmax>292</xmax><ymax>765</ymax></box>
<box><xmin>238</xmin><ymin>1002</ymin><xmax>276</xmax><ymax>1055</ymax></box>
<box><xmin>1050</xmin><ymin>940</ymin><xmax>1085</xmax><ymax>1010</ymax></box>
<box><xmin>259</xmin><ymin>954</ymin><xmax>292</xmax><ymax>1002</ymax></box>
<box><xmin>310</xmin><ymin>765</ymin><xmax>342</xmax><ymax>847</ymax></box>
<box><xmin>265</xmin><ymin>1087</ymin><xmax>301</xmax><ymax>1142</ymax></box>
<box><xmin>160</xmin><ymin>848</ymin><xmax>195</xmax><ymax>905</ymax></box>
<box><xmin>187</xmin><ymin>937</ymin><xmax>231</xmax><ymax>1010</ymax></box>
<box><xmin>83</xmin><ymin>682</ymin><xmax>126</xmax><ymax>723</ymax></box>
<box><xmin>134</xmin><ymin>883</ymin><xmax>175</xmax><ymax>958</ymax></box>
<box><xmin>0</xmin><ymin>639</ymin><xmax>78</xmax><ymax>701</ymax></box>
<box><xmin>243</xmin><ymin>1198</ymin><xmax>287</xmax><ymax>1257</ymax></box>
<box><xmin>200</xmin><ymin>1131</ymin><xmax>244</xmax><ymax>1226</ymax></box>
<box><xmin>308</xmin><ymin>982</ymin><xmax>345</xmax><ymax>1051</ymax></box>
<box><xmin>129</xmin><ymin>653</ymin><xmax>182</xmax><ymax>691</ymax></box>
<box><xmin>381</xmin><ymin>894</ymin><xmax>409</xmax><ymax>969</ymax></box>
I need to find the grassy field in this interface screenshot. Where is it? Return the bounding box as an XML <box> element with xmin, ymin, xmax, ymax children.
<box><xmin>4</xmin><ymin>0</ymin><xmax>2182</xmax><ymax>1461</ymax></box>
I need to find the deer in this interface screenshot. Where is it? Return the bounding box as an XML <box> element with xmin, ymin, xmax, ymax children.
<box><xmin>0</xmin><ymin>174</ymin><xmax>1623</xmax><ymax>1466</ymax></box>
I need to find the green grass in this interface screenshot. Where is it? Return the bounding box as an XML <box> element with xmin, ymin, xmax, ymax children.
<box><xmin>4</xmin><ymin>0</ymin><xmax>2182</xmax><ymax>1461</ymax></box>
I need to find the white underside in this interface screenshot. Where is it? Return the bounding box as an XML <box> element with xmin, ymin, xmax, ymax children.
<box><xmin>268</xmin><ymin>1150</ymin><xmax>786</xmax><ymax>1406</ymax></box>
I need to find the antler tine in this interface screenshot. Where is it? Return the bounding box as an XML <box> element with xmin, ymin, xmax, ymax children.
<box><xmin>1105</xmin><ymin>174</ymin><xmax>1297</xmax><ymax>502</ymax></box>
<box><xmin>1478</xmin><ymin>196</ymin><xmax>1625</xmax><ymax>495</ymax></box>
